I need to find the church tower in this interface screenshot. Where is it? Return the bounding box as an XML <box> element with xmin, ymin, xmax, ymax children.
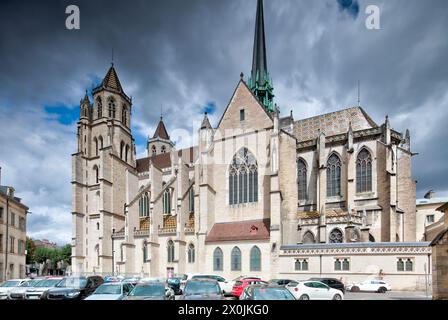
<box><xmin>72</xmin><ymin>64</ymin><xmax>136</xmax><ymax>275</ymax></box>
<box><xmin>248</xmin><ymin>0</ymin><xmax>275</xmax><ymax>113</ymax></box>
<box><xmin>147</xmin><ymin>116</ymin><xmax>174</xmax><ymax>157</ymax></box>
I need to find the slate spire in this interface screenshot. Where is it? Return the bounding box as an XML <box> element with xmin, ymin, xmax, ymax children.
<box><xmin>153</xmin><ymin>116</ymin><xmax>170</xmax><ymax>140</ymax></box>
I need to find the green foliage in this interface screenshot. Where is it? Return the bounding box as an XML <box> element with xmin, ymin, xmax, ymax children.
<box><xmin>27</xmin><ymin>241</ymin><xmax>71</xmax><ymax>266</ymax></box>
<box><xmin>26</xmin><ymin>237</ymin><xmax>36</xmax><ymax>264</ymax></box>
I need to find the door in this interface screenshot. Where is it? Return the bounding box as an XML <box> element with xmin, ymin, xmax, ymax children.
<box><xmin>313</xmin><ymin>282</ymin><xmax>332</xmax><ymax>299</ymax></box>
<box><xmin>303</xmin><ymin>282</ymin><xmax>321</xmax><ymax>299</ymax></box>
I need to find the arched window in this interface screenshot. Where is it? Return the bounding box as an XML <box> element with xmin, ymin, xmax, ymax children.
<box><xmin>167</xmin><ymin>240</ymin><xmax>175</xmax><ymax>263</ymax></box>
<box><xmin>405</xmin><ymin>259</ymin><xmax>413</xmax><ymax>271</ymax></box>
<box><xmin>122</xmin><ymin>105</ymin><xmax>127</xmax><ymax>125</ymax></box>
<box><xmin>97</xmin><ymin>97</ymin><xmax>102</xmax><ymax>118</ymax></box>
<box><xmin>329</xmin><ymin>228</ymin><xmax>343</xmax><ymax>243</ymax></box>
<box><xmin>163</xmin><ymin>189</ymin><xmax>171</xmax><ymax>214</ymax></box>
<box><xmin>297</xmin><ymin>159</ymin><xmax>307</xmax><ymax>201</ymax></box>
<box><xmin>369</xmin><ymin>234</ymin><xmax>375</xmax><ymax>242</ymax></box>
<box><xmin>139</xmin><ymin>192</ymin><xmax>150</xmax><ymax>218</ymax></box>
<box><xmin>151</xmin><ymin>145</ymin><xmax>156</xmax><ymax>156</ymax></box>
<box><xmin>302</xmin><ymin>231</ymin><xmax>315</xmax><ymax>244</ymax></box>
<box><xmin>188</xmin><ymin>187</ymin><xmax>194</xmax><ymax>213</ymax></box>
<box><xmin>94</xmin><ymin>138</ymin><xmax>98</xmax><ymax>156</ymax></box>
<box><xmin>397</xmin><ymin>258</ymin><xmax>404</xmax><ymax>271</ymax></box>
<box><xmin>108</xmin><ymin>97</ymin><xmax>116</xmax><ymax>118</ymax></box>
<box><xmin>229</xmin><ymin>148</ymin><xmax>258</xmax><ymax>205</ymax></box>
<box><xmin>231</xmin><ymin>247</ymin><xmax>242</xmax><ymax>271</ymax></box>
<box><xmin>250</xmin><ymin>246</ymin><xmax>261</xmax><ymax>271</ymax></box>
<box><xmin>213</xmin><ymin>247</ymin><xmax>223</xmax><ymax>271</ymax></box>
<box><xmin>161</xmin><ymin>146</ymin><xmax>166</xmax><ymax>154</ymax></box>
<box><xmin>125</xmin><ymin>144</ymin><xmax>129</xmax><ymax>162</ymax></box>
<box><xmin>93</xmin><ymin>165</ymin><xmax>99</xmax><ymax>184</ymax></box>
<box><xmin>188</xmin><ymin>244</ymin><xmax>195</xmax><ymax>264</ymax></box>
<box><xmin>98</xmin><ymin>136</ymin><xmax>104</xmax><ymax>149</ymax></box>
<box><xmin>120</xmin><ymin>141</ymin><xmax>125</xmax><ymax>159</ymax></box>
<box><xmin>327</xmin><ymin>154</ymin><xmax>341</xmax><ymax>197</ymax></box>
<box><xmin>356</xmin><ymin>148</ymin><xmax>372</xmax><ymax>193</ymax></box>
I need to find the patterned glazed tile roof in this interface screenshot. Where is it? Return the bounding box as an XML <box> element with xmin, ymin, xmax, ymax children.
<box><xmin>102</xmin><ymin>65</ymin><xmax>124</xmax><ymax>93</ymax></box>
<box><xmin>293</xmin><ymin>106</ymin><xmax>378</xmax><ymax>142</ymax></box>
<box><xmin>163</xmin><ymin>215</ymin><xmax>177</xmax><ymax>229</ymax></box>
<box><xmin>205</xmin><ymin>219</ymin><xmax>270</xmax><ymax>242</ymax></box>
<box><xmin>139</xmin><ymin>217</ymin><xmax>150</xmax><ymax>230</ymax></box>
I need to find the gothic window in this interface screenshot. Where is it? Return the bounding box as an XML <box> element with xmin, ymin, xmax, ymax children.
<box><xmin>188</xmin><ymin>244</ymin><xmax>195</xmax><ymax>264</ymax></box>
<box><xmin>329</xmin><ymin>228</ymin><xmax>343</xmax><ymax>243</ymax></box>
<box><xmin>161</xmin><ymin>146</ymin><xmax>166</xmax><ymax>154</ymax></box>
<box><xmin>231</xmin><ymin>247</ymin><xmax>242</xmax><ymax>271</ymax></box>
<box><xmin>356</xmin><ymin>148</ymin><xmax>372</xmax><ymax>193</ymax></box>
<box><xmin>327</xmin><ymin>154</ymin><xmax>341</xmax><ymax>197</ymax></box>
<box><xmin>297</xmin><ymin>159</ymin><xmax>307</xmax><ymax>201</ymax></box>
<box><xmin>120</xmin><ymin>141</ymin><xmax>125</xmax><ymax>159</ymax></box>
<box><xmin>151</xmin><ymin>145</ymin><xmax>156</xmax><ymax>156</ymax></box>
<box><xmin>93</xmin><ymin>165</ymin><xmax>99</xmax><ymax>184</ymax></box>
<box><xmin>302</xmin><ymin>231</ymin><xmax>315</xmax><ymax>244</ymax></box>
<box><xmin>97</xmin><ymin>98</ymin><xmax>102</xmax><ymax>118</ymax></box>
<box><xmin>229</xmin><ymin>148</ymin><xmax>258</xmax><ymax>205</ymax></box>
<box><xmin>163</xmin><ymin>189</ymin><xmax>171</xmax><ymax>214</ymax></box>
<box><xmin>213</xmin><ymin>247</ymin><xmax>223</xmax><ymax>271</ymax></box>
<box><xmin>98</xmin><ymin>136</ymin><xmax>104</xmax><ymax>149</ymax></box>
<box><xmin>188</xmin><ymin>187</ymin><xmax>194</xmax><ymax>213</ymax></box>
<box><xmin>405</xmin><ymin>259</ymin><xmax>413</xmax><ymax>271</ymax></box>
<box><xmin>125</xmin><ymin>144</ymin><xmax>129</xmax><ymax>162</ymax></box>
<box><xmin>250</xmin><ymin>246</ymin><xmax>261</xmax><ymax>271</ymax></box>
<box><xmin>167</xmin><ymin>240</ymin><xmax>175</xmax><ymax>263</ymax></box>
<box><xmin>122</xmin><ymin>105</ymin><xmax>127</xmax><ymax>125</ymax></box>
<box><xmin>94</xmin><ymin>138</ymin><xmax>98</xmax><ymax>156</ymax></box>
<box><xmin>108</xmin><ymin>97</ymin><xmax>116</xmax><ymax>118</ymax></box>
<box><xmin>334</xmin><ymin>258</ymin><xmax>349</xmax><ymax>271</ymax></box>
<box><xmin>240</xmin><ymin>109</ymin><xmax>245</xmax><ymax>121</ymax></box>
<box><xmin>295</xmin><ymin>259</ymin><xmax>309</xmax><ymax>271</ymax></box>
<box><xmin>139</xmin><ymin>192</ymin><xmax>150</xmax><ymax>218</ymax></box>
<box><xmin>397</xmin><ymin>258</ymin><xmax>404</xmax><ymax>271</ymax></box>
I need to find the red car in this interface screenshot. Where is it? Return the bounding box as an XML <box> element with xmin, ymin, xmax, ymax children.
<box><xmin>231</xmin><ymin>278</ymin><xmax>267</xmax><ymax>298</ymax></box>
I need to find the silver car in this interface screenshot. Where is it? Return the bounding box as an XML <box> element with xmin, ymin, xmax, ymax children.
<box><xmin>25</xmin><ymin>277</ymin><xmax>64</xmax><ymax>300</ymax></box>
<box><xmin>8</xmin><ymin>278</ymin><xmax>45</xmax><ymax>300</ymax></box>
<box><xmin>84</xmin><ymin>282</ymin><xmax>134</xmax><ymax>300</ymax></box>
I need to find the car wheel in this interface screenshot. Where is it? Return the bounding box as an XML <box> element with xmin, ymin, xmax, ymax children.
<box><xmin>351</xmin><ymin>286</ymin><xmax>360</xmax><ymax>292</ymax></box>
<box><xmin>299</xmin><ymin>294</ymin><xmax>310</xmax><ymax>300</ymax></box>
<box><xmin>377</xmin><ymin>287</ymin><xmax>387</xmax><ymax>293</ymax></box>
<box><xmin>333</xmin><ymin>294</ymin><xmax>342</xmax><ymax>300</ymax></box>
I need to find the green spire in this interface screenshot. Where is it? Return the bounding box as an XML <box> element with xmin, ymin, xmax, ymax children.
<box><xmin>248</xmin><ymin>0</ymin><xmax>275</xmax><ymax>112</ymax></box>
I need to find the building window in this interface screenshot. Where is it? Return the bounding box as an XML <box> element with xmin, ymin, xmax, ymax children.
<box><xmin>397</xmin><ymin>258</ymin><xmax>413</xmax><ymax>271</ymax></box>
<box><xmin>334</xmin><ymin>258</ymin><xmax>350</xmax><ymax>271</ymax></box>
<box><xmin>188</xmin><ymin>244</ymin><xmax>195</xmax><ymax>264</ymax></box>
<box><xmin>250</xmin><ymin>246</ymin><xmax>261</xmax><ymax>271</ymax></box>
<box><xmin>125</xmin><ymin>144</ymin><xmax>129</xmax><ymax>162</ymax></box>
<box><xmin>297</xmin><ymin>159</ymin><xmax>307</xmax><ymax>201</ymax></box>
<box><xmin>139</xmin><ymin>192</ymin><xmax>150</xmax><ymax>218</ymax></box>
<box><xmin>356</xmin><ymin>148</ymin><xmax>372</xmax><ymax>193</ymax></box>
<box><xmin>295</xmin><ymin>259</ymin><xmax>309</xmax><ymax>271</ymax></box>
<box><xmin>94</xmin><ymin>138</ymin><xmax>99</xmax><ymax>156</ymax></box>
<box><xmin>108</xmin><ymin>97</ymin><xmax>116</xmax><ymax>118</ymax></box>
<box><xmin>97</xmin><ymin>98</ymin><xmax>102</xmax><ymax>118</ymax></box>
<box><xmin>122</xmin><ymin>105</ymin><xmax>127</xmax><ymax>125</ymax></box>
<box><xmin>327</xmin><ymin>153</ymin><xmax>341</xmax><ymax>197</ymax></box>
<box><xmin>19</xmin><ymin>217</ymin><xmax>26</xmax><ymax>231</ymax></box>
<box><xmin>167</xmin><ymin>240</ymin><xmax>175</xmax><ymax>263</ymax></box>
<box><xmin>151</xmin><ymin>146</ymin><xmax>156</xmax><ymax>156</ymax></box>
<box><xmin>10</xmin><ymin>236</ymin><xmax>15</xmax><ymax>253</ymax></box>
<box><xmin>240</xmin><ymin>109</ymin><xmax>245</xmax><ymax>121</ymax></box>
<box><xmin>302</xmin><ymin>231</ymin><xmax>315</xmax><ymax>244</ymax></box>
<box><xmin>93</xmin><ymin>165</ymin><xmax>99</xmax><ymax>184</ymax></box>
<box><xmin>161</xmin><ymin>146</ymin><xmax>166</xmax><ymax>154</ymax></box>
<box><xmin>163</xmin><ymin>189</ymin><xmax>171</xmax><ymax>214</ymax></box>
<box><xmin>120</xmin><ymin>141</ymin><xmax>125</xmax><ymax>159</ymax></box>
<box><xmin>329</xmin><ymin>228</ymin><xmax>343</xmax><ymax>243</ymax></box>
<box><xmin>98</xmin><ymin>136</ymin><xmax>104</xmax><ymax>149</ymax></box>
<box><xmin>426</xmin><ymin>215</ymin><xmax>435</xmax><ymax>224</ymax></box>
<box><xmin>229</xmin><ymin>148</ymin><xmax>258</xmax><ymax>205</ymax></box>
<box><xmin>0</xmin><ymin>234</ymin><xmax>3</xmax><ymax>253</ymax></box>
<box><xmin>213</xmin><ymin>247</ymin><xmax>223</xmax><ymax>271</ymax></box>
<box><xmin>0</xmin><ymin>207</ymin><xmax>3</xmax><ymax>222</ymax></box>
<box><xmin>231</xmin><ymin>247</ymin><xmax>242</xmax><ymax>271</ymax></box>
<box><xmin>10</xmin><ymin>212</ymin><xmax>15</xmax><ymax>227</ymax></box>
<box><xmin>188</xmin><ymin>187</ymin><xmax>194</xmax><ymax>213</ymax></box>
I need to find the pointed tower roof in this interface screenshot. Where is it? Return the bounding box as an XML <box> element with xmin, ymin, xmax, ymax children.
<box><xmin>102</xmin><ymin>64</ymin><xmax>124</xmax><ymax>93</ymax></box>
<box><xmin>200</xmin><ymin>112</ymin><xmax>212</xmax><ymax>130</ymax></box>
<box><xmin>251</xmin><ymin>0</ymin><xmax>268</xmax><ymax>86</ymax></box>
<box><xmin>153</xmin><ymin>117</ymin><xmax>170</xmax><ymax>140</ymax></box>
<box><xmin>82</xmin><ymin>91</ymin><xmax>90</xmax><ymax>104</ymax></box>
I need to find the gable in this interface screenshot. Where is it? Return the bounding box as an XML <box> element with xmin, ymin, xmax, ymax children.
<box><xmin>217</xmin><ymin>80</ymin><xmax>273</xmax><ymax>132</ymax></box>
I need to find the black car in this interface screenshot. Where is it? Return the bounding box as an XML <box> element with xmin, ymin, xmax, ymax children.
<box><xmin>180</xmin><ymin>279</ymin><xmax>225</xmax><ymax>300</ymax></box>
<box><xmin>268</xmin><ymin>279</ymin><xmax>294</xmax><ymax>286</ymax></box>
<box><xmin>308</xmin><ymin>278</ymin><xmax>345</xmax><ymax>294</ymax></box>
<box><xmin>240</xmin><ymin>284</ymin><xmax>296</xmax><ymax>300</ymax></box>
<box><xmin>42</xmin><ymin>276</ymin><xmax>104</xmax><ymax>300</ymax></box>
<box><xmin>167</xmin><ymin>277</ymin><xmax>182</xmax><ymax>295</ymax></box>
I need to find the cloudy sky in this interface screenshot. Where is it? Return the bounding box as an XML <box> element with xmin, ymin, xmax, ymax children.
<box><xmin>0</xmin><ymin>0</ymin><xmax>447</xmax><ymax>244</ymax></box>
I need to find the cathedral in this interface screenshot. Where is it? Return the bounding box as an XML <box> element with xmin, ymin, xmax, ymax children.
<box><xmin>71</xmin><ymin>0</ymin><xmax>422</xmax><ymax>284</ymax></box>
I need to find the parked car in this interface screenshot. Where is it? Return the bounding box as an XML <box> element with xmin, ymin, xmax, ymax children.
<box><xmin>84</xmin><ymin>282</ymin><xmax>134</xmax><ymax>300</ymax></box>
<box><xmin>42</xmin><ymin>276</ymin><xmax>104</xmax><ymax>300</ymax></box>
<box><xmin>124</xmin><ymin>282</ymin><xmax>174</xmax><ymax>300</ymax></box>
<box><xmin>347</xmin><ymin>280</ymin><xmax>391</xmax><ymax>293</ymax></box>
<box><xmin>190</xmin><ymin>274</ymin><xmax>233</xmax><ymax>295</ymax></box>
<box><xmin>122</xmin><ymin>277</ymin><xmax>141</xmax><ymax>286</ymax></box>
<box><xmin>286</xmin><ymin>281</ymin><xmax>344</xmax><ymax>300</ymax></box>
<box><xmin>8</xmin><ymin>278</ymin><xmax>45</xmax><ymax>300</ymax></box>
<box><xmin>268</xmin><ymin>279</ymin><xmax>295</xmax><ymax>286</ymax></box>
<box><xmin>240</xmin><ymin>284</ymin><xmax>296</xmax><ymax>300</ymax></box>
<box><xmin>0</xmin><ymin>279</ymin><xmax>29</xmax><ymax>300</ymax></box>
<box><xmin>167</xmin><ymin>277</ymin><xmax>183</xmax><ymax>295</ymax></box>
<box><xmin>231</xmin><ymin>278</ymin><xmax>267</xmax><ymax>299</ymax></box>
<box><xmin>25</xmin><ymin>277</ymin><xmax>64</xmax><ymax>300</ymax></box>
<box><xmin>103</xmin><ymin>276</ymin><xmax>125</xmax><ymax>283</ymax></box>
<box><xmin>308</xmin><ymin>278</ymin><xmax>345</xmax><ymax>294</ymax></box>
<box><xmin>181</xmin><ymin>279</ymin><xmax>225</xmax><ymax>300</ymax></box>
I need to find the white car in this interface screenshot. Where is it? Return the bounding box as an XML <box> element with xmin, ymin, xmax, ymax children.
<box><xmin>0</xmin><ymin>279</ymin><xmax>29</xmax><ymax>300</ymax></box>
<box><xmin>25</xmin><ymin>277</ymin><xmax>64</xmax><ymax>300</ymax></box>
<box><xmin>8</xmin><ymin>278</ymin><xmax>45</xmax><ymax>300</ymax></box>
<box><xmin>84</xmin><ymin>282</ymin><xmax>134</xmax><ymax>300</ymax></box>
<box><xmin>347</xmin><ymin>280</ymin><xmax>391</xmax><ymax>293</ymax></box>
<box><xmin>286</xmin><ymin>280</ymin><xmax>344</xmax><ymax>300</ymax></box>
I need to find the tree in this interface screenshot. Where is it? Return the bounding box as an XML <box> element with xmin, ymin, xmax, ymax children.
<box><xmin>26</xmin><ymin>237</ymin><xmax>36</xmax><ymax>264</ymax></box>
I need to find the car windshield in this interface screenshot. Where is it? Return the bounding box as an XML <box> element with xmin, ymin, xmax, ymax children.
<box><xmin>253</xmin><ymin>287</ymin><xmax>295</xmax><ymax>300</ymax></box>
<box><xmin>56</xmin><ymin>278</ymin><xmax>87</xmax><ymax>289</ymax></box>
<box><xmin>129</xmin><ymin>285</ymin><xmax>165</xmax><ymax>297</ymax></box>
<box><xmin>185</xmin><ymin>281</ymin><xmax>220</xmax><ymax>295</ymax></box>
<box><xmin>0</xmin><ymin>280</ymin><xmax>21</xmax><ymax>287</ymax></box>
<box><xmin>19</xmin><ymin>279</ymin><xmax>41</xmax><ymax>287</ymax></box>
<box><xmin>94</xmin><ymin>284</ymin><xmax>122</xmax><ymax>295</ymax></box>
<box><xmin>39</xmin><ymin>279</ymin><xmax>62</xmax><ymax>287</ymax></box>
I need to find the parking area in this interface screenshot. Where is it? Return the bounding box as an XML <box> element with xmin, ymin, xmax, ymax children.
<box><xmin>344</xmin><ymin>291</ymin><xmax>432</xmax><ymax>300</ymax></box>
